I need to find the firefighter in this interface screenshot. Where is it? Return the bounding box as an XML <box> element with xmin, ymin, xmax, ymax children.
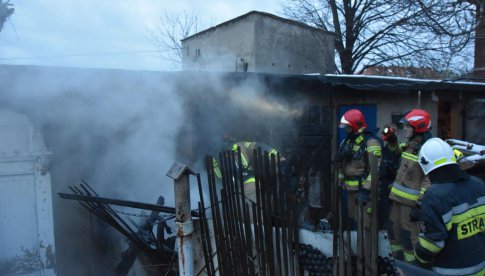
<box><xmin>378</xmin><ymin>123</ymin><xmax>401</xmax><ymax>229</ymax></box>
<box><xmin>213</xmin><ymin>139</ymin><xmax>279</xmax><ymax>202</ymax></box>
<box><xmin>388</xmin><ymin>109</ymin><xmax>432</xmax><ymax>262</ymax></box>
<box><xmin>336</xmin><ymin>109</ymin><xmax>382</xmax><ymax>228</ymax></box>
<box><xmin>414</xmin><ymin>137</ymin><xmax>485</xmax><ymax>275</ymax></box>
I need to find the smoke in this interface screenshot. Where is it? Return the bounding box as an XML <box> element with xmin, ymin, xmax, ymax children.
<box><xmin>0</xmin><ymin>65</ymin><xmax>186</xmax><ymax>274</ymax></box>
<box><xmin>0</xmin><ymin>65</ymin><xmax>305</xmax><ymax>274</ymax></box>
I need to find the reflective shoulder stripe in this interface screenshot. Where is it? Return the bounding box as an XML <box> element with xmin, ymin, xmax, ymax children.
<box><xmin>390</xmin><ymin>182</ymin><xmax>420</xmax><ymax>201</ymax></box>
<box><xmin>418</xmin><ymin>234</ymin><xmax>444</xmax><ymax>254</ymax></box>
<box><xmin>402</xmin><ymin>152</ymin><xmax>419</xmax><ymax>162</ymax></box>
<box><xmin>269</xmin><ymin>149</ymin><xmax>278</xmax><ymax>156</ymax></box>
<box><xmin>441</xmin><ymin>196</ymin><xmax>485</xmax><ymax>231</ymax></box>
<box><xmin>244</xmin><ymin>177</ymin><xmax>255</xmax><ymax>184</ymax></box>
<box><xmin>432</xmin><ymin>260</ymin><xmax>485</xmax><ymax>276</ymax></box>
<box><xmin>245</xmin><ymin>142</ymin><xmax>252</xmax><ymax>148</ymax></box>
<box><xmin>232</xmin><ymin>143</ymin><xmax>239</xmax><ymax>151</ymax></box>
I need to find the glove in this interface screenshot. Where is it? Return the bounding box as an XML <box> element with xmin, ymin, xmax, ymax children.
<box><xmin>357</xmin><ymin>189</ymin><xmax>370</xmax><ymax>205</ymax></box>
<box><xmin>410</xmin><ymin>206</ymin><xmax>421</xmax><ymax>222</ymax></box>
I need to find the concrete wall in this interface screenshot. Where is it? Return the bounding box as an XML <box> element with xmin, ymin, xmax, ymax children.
<box><xmin>254</xmin><ymin>15</ymin><xmax>335</xmax><ymax>74</ymax></box>
<box><xmin>182</xmin><ymin>17</ymin><xmax>256</xmax><ymax>72</ymax></box>
<box><xmin>182</xmin><ymin>12</ymin><xmax>335</xmax><ymax>74</ymax></box>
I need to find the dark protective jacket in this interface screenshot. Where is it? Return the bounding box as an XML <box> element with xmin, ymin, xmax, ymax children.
<box><xmin>414</xmin><ymin>171</ymin><xmax>485</xmax><ymax>275</ymax></box>
<box><xmin>336</xmin><ymin>131</ymin><xmax>382</xmax><ymax>191</ymax></box>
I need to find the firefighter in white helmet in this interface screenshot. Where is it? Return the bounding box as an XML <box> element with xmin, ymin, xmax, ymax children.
<box><xmin>414</xmin><ymin>138</ymin><xmax>485</xmax><ymax>275</ymax></box>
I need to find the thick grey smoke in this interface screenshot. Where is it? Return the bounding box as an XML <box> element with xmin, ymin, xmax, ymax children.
<box><xmin>1</xmin><ymin>66</ymin><xmax>183</xmax><ymax>204</ymax></box>
<box><xmin>0</xmin><ymin>65</ymin><xmax>305</xmax><ymax>274</ymax></box>
<box><xmin>0</xmin><ymin>65</ymin><xmax>185</xmax><ymax>274</ymax></box>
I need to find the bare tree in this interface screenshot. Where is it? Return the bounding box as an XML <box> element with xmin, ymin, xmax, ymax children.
<box><xmin>148</xmin><ymin>11</ymin><xmax>206</xmax><ymax>70</ymax></box>
<box><xmin>281</xmin><ymin>0</ymin><xmax>482</xmax><ymax>74</ymax></box>
<box><xmin>0</xmin><ymin>0</ymin><xmax>14</xmax><ymax>32</ymax></box>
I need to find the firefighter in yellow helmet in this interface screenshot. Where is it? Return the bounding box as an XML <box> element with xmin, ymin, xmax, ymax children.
<box><xmin>388</xmin><ymin>109</ymin><xmax>432</xmax><ymax>263</ymax></box>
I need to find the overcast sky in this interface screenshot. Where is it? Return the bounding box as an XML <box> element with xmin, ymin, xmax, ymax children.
<box><xmin>0</xmin><ymin>1</ymin><xmax>281</xmax><ymax>71</ymax></box>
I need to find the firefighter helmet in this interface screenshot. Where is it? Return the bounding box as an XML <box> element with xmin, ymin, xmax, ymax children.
<box><xmin>418</xmin><ymin>138</ymin><xmax>457</xmax><ymax>175</ymax></box>
<box><xmin>339</xmin><ymin>109</ymin><xmax>367</xmax><ymax>133</ymax></box>
<box><xmin>400</xmin><ymin>109</ymin><xmax>431</xmax><ymax>133</ymax></box>
<box><xmin>381</xmin><ymin>124</ymin><xmax>397</xmax><ymax>141</ymax></box>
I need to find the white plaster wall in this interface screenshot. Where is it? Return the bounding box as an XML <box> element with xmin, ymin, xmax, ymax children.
<box><xmin>0</xmin><ymin>109</ymin><xmax>55</xmax><ymax>275</ymax></box>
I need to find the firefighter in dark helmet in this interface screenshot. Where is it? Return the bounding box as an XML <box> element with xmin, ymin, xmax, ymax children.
<box><xmin>414</xmin><ymin>137</ymin><xmax>485</xmax><ymax>275</ymax></box>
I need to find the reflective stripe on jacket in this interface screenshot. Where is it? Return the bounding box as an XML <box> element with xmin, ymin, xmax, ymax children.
<box><xmin>414</xmin><ymin>175</ymin><xmax>485</xmax><ymax>275</ymax></box>
<box><xmin>339</xmin><ymin>133</ymin><xmax>381</xmax><ymax>191</ymax></box>
<box><xmin>389</xmin><ymin>135</ymin><xmax>430</xmax><ymax>206</ymax></box>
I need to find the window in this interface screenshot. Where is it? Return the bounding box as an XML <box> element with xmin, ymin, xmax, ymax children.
<box><xmin>195</xmin><ymin>49</ymin><xmax>201</xmax><ymax>57</ymax></box>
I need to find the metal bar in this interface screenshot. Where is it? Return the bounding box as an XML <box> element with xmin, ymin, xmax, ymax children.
<box><xmin>369</xmin><ymin>154</ymin><xmax>379</xmax><ymax>276</ymax></box>
<box><xmin>292</xmin><ymin>211</ymin><xmax>301</xmax><ymax>276</ymax></box>
<box><xmin>198</xmin><ymin>202</ymin><xmax>212</xmax><ymax>276</ymax></box>
<box><xmin>254</xmin><ymin>148</ymin><xmax>267</xmax><ymax>274</ymax></box>
<box><xmin>332</xmin><ymin>186</ymin><xmax>339</xmax><ymax>276</ymax></box>
<box><xmin>244</xmin><ymin>202</ymin><xmax>255</xmax><ymax>276</ymax></box>
<box><xmin>252</xmin><ymin>201</ymin><xmax>263</xmax><ymax>276</ymax></box>
<box><xmin>222</xmin><ymin>151</ymin><xmax>241</xmax><ymax>274</ymax></box>
<box><xmin>357</xmin><ymin>201</ymin><xmax>364</xmax><ymax>275</ymax></box>
<box><xmin>228</xmin><ymin>150</ymin><xmax>246</xmax><ymax>274</ymax></box>
<box><xmin>278</xmin><ymin>155</ymin><xmax>289</xmax><ymax>276</ymax></box>
<box><xmin>271</xmin><ymin>154</ymin><xmax>282</xmax><ymax>276</ymax></box>
<box><xmin>206</xmin><ymin>156</ymin><xmax>224</xmax><ymax>275</ymax></box>
<box><xmin>196</xmin><ymin>173</ymin><xmax>215</xmax><ymax>275</ymax></box>
<box><xmin>287</xmin><ymin>211</ymin><xmax>295</xmax><ymax>276</ymax></box>
<box><xmin>58</xmin><ymin>193</ymin><xmax>199</xmax><ymax>216</ymax></box>
<box><xmin>339</xmin><ymin>195</ymin><xmax>345</xmax><ymax>276</ymax></box>
<box><xmin>262</xmin><ymin>150</ymin><xmax>275</xmax><ymax>276</ymax></box>
<box><xmin>236</xmin><ymin>148</ymin><xmax>252</xmax><ymax>275</ymax></box>
<box><xmin>346</xmin><ymin>222</ymin><xmax>353</xmax><ymax>276</ymax></box>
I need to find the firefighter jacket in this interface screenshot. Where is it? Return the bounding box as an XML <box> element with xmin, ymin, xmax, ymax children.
<box><xmin>337</xmin><ymin>132</ymin><xmax>382</xmax><ymax>191</ymax></box>
<box><xmin>389</xmin><ymin>135</ymin><xmax>431</xmax><ymax>207</ymax></box>
<box><xmin>213</xmin><ymin>141</ymin><xmax>278</xmax><ymax>184</ymax></box>
<box><xmin>414</xmin><ymin>174</ymin><xmax>485</xmax><ymax>275</ymax></box>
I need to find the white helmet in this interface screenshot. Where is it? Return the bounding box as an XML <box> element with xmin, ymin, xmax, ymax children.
<box><xmin>418</xmin><ymin>138</ymin><xmax>457</xmax><ymax>175</ymax></box>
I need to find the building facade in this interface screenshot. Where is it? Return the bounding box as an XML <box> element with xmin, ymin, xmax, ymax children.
<box><xmin>181</xmin><ymin>11</ymin><xmax>336</xmax><ymax>74</ymax></box>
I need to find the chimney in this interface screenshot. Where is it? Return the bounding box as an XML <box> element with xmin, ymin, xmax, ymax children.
<box><xmin>474</xmin><ymin>4</ymin><xmax>485</xmax><ymax>80</ymax></box>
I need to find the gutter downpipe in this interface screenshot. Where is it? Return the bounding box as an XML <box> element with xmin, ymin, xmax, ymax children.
<box><xmin>167</xmin><ymin>162</ymin><xmax>195</xmax><ymax>276</ymax></box>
